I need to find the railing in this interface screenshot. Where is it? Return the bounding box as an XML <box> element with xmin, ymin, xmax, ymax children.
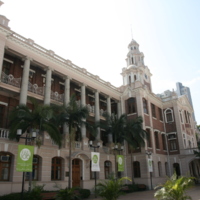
<box><xmin>1</xmin><ymin>72</ymin><xmax>21</xmax><ymax>88</ymax></box>
<box><xmin>9</xmin><ymin>32</ymin><xmax>121</xmax><ymax>92</ymax></box>
<box><xmin>28</xmin><ymin>82</ymin><xmax>44</xmax><ymax>96</ymax></box>
<box><xmin>51</xmin><ymin>91</ymin><xmax>64</xmax><ymax>102</ymax></box>
<box><xmin>181</xmin><ymin>147</ymin><xmax>199</xmax><ymax>155</ymax></box>
<box><xmin>0</xmin><ymin>128</ymin><xmax>9</xmax><ymax>139</ymax></box>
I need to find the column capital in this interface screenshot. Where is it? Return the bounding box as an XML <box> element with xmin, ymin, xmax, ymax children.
<box><xmin>22</xmin><ymin>56</ymin><xmax>32</xmax><ymax>62</ymax></box>
<box><xmin>63</xmin><ymin>75</ymin><xmax>71</xmax><ymax>80</ymax></box>
<box><xmin>45</xmin><ymin>66</ymin><xmax>54</xmax><ymax>72</ymax></box>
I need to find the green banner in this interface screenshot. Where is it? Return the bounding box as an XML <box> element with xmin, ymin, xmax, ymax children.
<box><xmin>117</xmin><ymin>155</ymin><xmax>124</xmax><ymax>172</ymax></box>
<box><xmin>16</xmin><ymin>145</ymin><xmax>34</xmax><ymax>172</ymax></box>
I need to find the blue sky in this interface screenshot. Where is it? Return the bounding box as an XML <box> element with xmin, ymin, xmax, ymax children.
<box><xmin>1</xmin><ymin>0</ymin><xmax>200</xmax><ymax>124</ymax></box>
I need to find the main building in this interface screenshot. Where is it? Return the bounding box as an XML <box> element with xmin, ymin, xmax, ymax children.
<box><xmin>0</xmin><ymin>2</ymin><xmax>199</xmax><ymax>195</ymax></box>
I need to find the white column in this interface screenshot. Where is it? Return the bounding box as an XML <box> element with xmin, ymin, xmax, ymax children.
<box><xmin>95</xmin><ymin>90</ymin><xmax>100</xmax><ymax>140</ymax></box>
<box><xmin>107</xmin><ymin>96</ymin><xmax>111</xmax><ymax>115</ymax></box>
<box><xmin>19</xmin><ymin>57</ymin><xmax>31</xmax><ymax>105</ymax></box>
<box><xmin>44</xmin><ymin>67</ymin><xmax>52</xmax><ymax>105</ymax></box>
<box><xmin>64</xmin><ymin>76</ymin><xmax>70</xmax><ymax>106</ymax></box>
<box><xmin>117</xmin><ymin>101</ymin><xmax>121</xmax><ymax>118</ymax></box>
<box><xmin>81</xmin><ymin>84</ymin><xmax>86</xmax><ymax>138</ymax></box>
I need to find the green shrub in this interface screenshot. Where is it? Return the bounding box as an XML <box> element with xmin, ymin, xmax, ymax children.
<box><xmin>123</xmin><ymin>183</ymin><xmax>138</xmax><ymax>193</ymax></box>
<box><xmin>96</xmin><ymin>175</ymin><xmax>132</xmax><ymax>200</ymax></box>
<box><xmin>0</xmin><ymin>193</ymin><xmax>22</xmax><ymax>200</ymax></box>
<box><xmin>55</xmin><ymin>187</ymin><xmax>80</xmax><ymax>200</ymax></box>
<box><xmin>78</xmin><ymin>189</ymin><xmax>91</xmax><ymax>198</ymax></box>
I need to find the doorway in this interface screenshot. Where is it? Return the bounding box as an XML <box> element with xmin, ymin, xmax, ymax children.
<box><xmin>72</xmin><ymin>159</ymin><xmax>82</xmax><ymax>187</ymax></box>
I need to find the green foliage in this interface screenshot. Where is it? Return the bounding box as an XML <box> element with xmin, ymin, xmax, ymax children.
<box><xmin>96</xmin><ymin>175</ymin><xmax>132</xmax><ymax>200</ymax></box>
<box><xmin>154</xmin><ymin>173</ymin><xmax>195</xmax><ymax>200</ymax></box>
<box><xmin>55</xmin><ymin>187</ymin><xmax>80</xmax><ymax>200</ymax></box>
<box><xmin>26</xmin><ymin>183</ymin><xmax>45</xmax><ymax>200</ymax></box>
<box><xmin>123</xmin><ymin>183</ymin><xmax>138</xmax><ymax>193</ymax></box>
<box><xmin>0</xmin><ymin>193</ymin><xmax>22</xmax><ymax>200</ymax></box>
<box><xmin>8</xmin><ymin>99</ymin><xmax>62</xmax><ymax>147</ymax></box>
<box><xmin>78</xmin><ymin>188</ymin><xmax>91</xmax><ymax>198</ymax></box>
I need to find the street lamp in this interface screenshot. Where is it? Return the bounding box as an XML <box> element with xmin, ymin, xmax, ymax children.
<box><xmin>112</xmin><ymin>144</ymin><xmax>124</xmax><ymax>178</ymax></box>
<box><xmin>17</xmin><ymin>129</ymin><xmax>37</xmax><ymax>200</ymax></box>
<box><xmin>89</xmin><ymin>140</ymin><xmax>100</xmax><ymax>198</ymax></box>
<box><xmin>146</xmin><ymin>150</ymin><xmax>153</xmax><ymax>190</ymax></box>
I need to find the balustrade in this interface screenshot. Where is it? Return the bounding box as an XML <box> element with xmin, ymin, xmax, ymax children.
<box><xmin>1</xmin><ymin>72</ymin><xmax>21</xmax><ymax>88</ymax></box>
<box><xmin>0</xmin><ymin>128</ymin><xmax>9</xmax><ymax>139</ymax></box>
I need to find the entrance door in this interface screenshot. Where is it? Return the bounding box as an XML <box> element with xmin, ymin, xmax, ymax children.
<box><xmin>72</xmin><ymin>159</ymin><xmax>81</xmax><ymax>187</ymax></box>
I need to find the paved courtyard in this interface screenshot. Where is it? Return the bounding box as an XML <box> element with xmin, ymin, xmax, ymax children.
<box><xmin>87</xmin><ymin>184</ymin><xmax>200</xmax><ymax>200</ymax></box>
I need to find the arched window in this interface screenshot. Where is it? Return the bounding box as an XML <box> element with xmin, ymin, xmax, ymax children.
<box><xmin>104</xmin><ymin>161</ymin><xmax>112</xmax><ymax>179</ymax></box>
<box><xmin>143</xmin><ymin>98</ymin><xmax>148</xmax><ymax>114</ymax></box>
<box><xmin>158</xmin><ymin>162</ymin><xmax>162</xmax><ymax>177</ymax></box>
<box><xmin>129</xmin><ymin>76</ymin><xmax>131</xmax><ymax>85</ymax></box>
<box><xmin>165</xmin><ymin>162</ymin><xmax>169</xmax><ymax>176</ymax></box>
<box><xmin>127</xmin><ymin>98</ymin><xmax>136</xmax><ymax>114</ymax></box>
<box><xmin>173</xmin><ymin>163</ymin><xmax>181</xmax><ymax>177</ymax></box>
<box><xmin>0</xmin><ymin>152</ymin><xmax>12</xmax><ymax>181</ymax></box>
<box><xmin>26</xmin><ymin>155</ymin><xmax>40</xmax><ymax>181</ymax></box>
<box><xmin>133</xmin><ymin>161</ymin><xmax>141</xmax><ymax>178</ymax></box>
<box><xmin>90</xmin><ymin>161</ymin><xmax>99</xmax><ymax>179</ymax></box>
<box><xmin>165</xmin><ymin>109</ymin><xmax>174</xmax><ymax>123</ymax></box>
<box><xmin>134</xmin><ymin>75</ymin><xmax>137</xmax><ymax>81</ymax></box>
<box><xmin>51</xmin><ymin>157</ymin><xmax>62</xmax><ymax>180</ymax></box>
<box><xmin>131</xmin><ymin>57</ymin><xmax>134</xmax><ymax>64</ymax></box>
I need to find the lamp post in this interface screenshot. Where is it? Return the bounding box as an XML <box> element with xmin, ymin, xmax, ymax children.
<box><xmin>112</xmin><ymin>144</ymin><xmax>124</xmax><ymax>179</ymax></box>
<box><xmin>89</xmin><ymin>140</ymin><xmax>100</xmax><ymax>198</ymax></box>
<box><xmin>17</xmin><ymin>129</ymin><xmax>37</xmax><ymax>200</ymax></box>
<box><xmin>146</xmin><ymin>150</ymin><xmax>153</xmax><ymax>190</ymax></box>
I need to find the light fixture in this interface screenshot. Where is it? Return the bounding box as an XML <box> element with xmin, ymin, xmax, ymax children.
<box><xmin>17</xmin><ymin>129</ymin><xmax>22</xmax><ymax>136</ymax></box>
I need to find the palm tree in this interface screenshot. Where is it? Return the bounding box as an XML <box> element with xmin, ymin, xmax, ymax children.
<box><xmin>101</xmin><ymin>113</ymin><xmax>127</xmax><ymax>145</ymax></box>
<box><xmin>124</xmin><ymin>116</ymin><xmax>146</xmax><ymax>182</ymax></box>
<box><xmin>58</xmin><ymin>94</ymin><xmax>89</xmax><ymax>188</ymax></box>
<box><xmin>8</xmin><ymin>99</ymin><xmax>62</xmax><ymax>147</ymax></box>
<box><xmin>154</xmin><ymin>173</ymin><xmax>194</xmax><ymax>200</ymax></box>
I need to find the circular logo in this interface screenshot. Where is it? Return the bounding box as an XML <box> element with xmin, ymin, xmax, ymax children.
<box><xmin>92</xmin><ymin>155</ymin><xmax>98</xmax><ymax>164</ymax></box>
<box><xmin>118</xmin><ymin>157</ymin><xmax>123</xmax><ymax>165</ymax></box>
<box><xmin>20</xmin><ymin>148</ymin><xmax>31</xmax><ymax>161</ymax></box>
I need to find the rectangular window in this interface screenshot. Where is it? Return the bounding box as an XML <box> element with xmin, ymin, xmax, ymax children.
<box><xmin>146</xmin><ymin>129</ymin><xmax>152</xmax><ymax>148</ymax></box>
<box><xmin>2</xmin><ymin>61</ymin><xmax>11</xmax><ymax>75</ymax></box>
<box><xmin>158</xmin><ymin>108</ymin><xmax>163</xmax><ymax>121</ymax></box>
<box><xmin>151</xmin><ymin>104</ymin><xmax>156</xmax><ymax>118</ymax></box>
<box><xmin>170</xmin><ymin>140</ymin><xmax>177</xmax><ymax>150</ymax></box>
<box><xmin>0</xmin><ymin>105</ymin><xmax>6</xmax><ymax>128</ymax></box>
<box><xmin>155</xmin><ymin>132</ymin><xmax>160</xmax><ymax>149</ymax></box>
<box><xmin>162</xmin><ymin>134</ymin><xmax>167</xmax><ymax>150</ymax></box>
<box><xmin>143</xmin><ymin>98</ymin><xmax>148</xmax><ymax>114</ymax></box>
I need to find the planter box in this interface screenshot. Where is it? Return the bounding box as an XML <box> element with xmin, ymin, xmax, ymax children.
<box><xmin>41</xmin><ymin>192</ymin><xmax>57</xmax><ymax>200</ymax></box>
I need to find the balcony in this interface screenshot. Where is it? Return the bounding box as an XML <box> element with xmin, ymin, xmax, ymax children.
<box><xmin>28</xmin><ymin>82</ymin><xmax>44</xmax><ymax>96</ymax></box>
<box><xmin>180</xmin><ymin>147</ymin><xmax>200</xmax><ymax>155</ymax></box>
<box><xmin>1</xmin><ymin>72</ymin><xmax>21</xmax><ymax>88</ymax></box>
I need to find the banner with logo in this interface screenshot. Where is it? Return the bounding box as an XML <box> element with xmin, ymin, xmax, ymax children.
<box><xmin>147</xmin><ymin>158</ymin><xmax>153</xmax><ymax>172</ymax></box>
<box><xmin>16</xmin><ymin>145</ymin><xmax>34</xmax><ymax>172</ymax></box>
<box><xmin>91</xmin><ymin>152</ymin><xmax>100</xmax><ymax>172</ymax></box>
<box><xmin>117</xmin><ymin>155</ymin><xmax>124</xmax><ymax>172</ymax></box>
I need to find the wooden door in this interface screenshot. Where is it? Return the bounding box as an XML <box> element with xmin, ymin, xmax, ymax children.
<box><xmin>72</xmin><ymin>159</ymin><xmax>81</xmax><ymax>187</ymax></box>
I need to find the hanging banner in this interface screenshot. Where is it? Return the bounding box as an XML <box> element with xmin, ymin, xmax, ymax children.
<box><xmin>147</xmin><ymin>158</ymin><xmax>153</xmax><ymax>172</ymax></box>
<box><xmin>16</xmin><ymin>145</ymin><xmax>34</xmax><ymax>172</ymax></box>
<box><xmin>117</xmin><ymin>155</ymin><xmax>124</xmax><ymax>172</ymax></box>
<box><xmin>91</xmin><ymin>152</ymin><xmax>100</xmax><ymax>172</ymax></box>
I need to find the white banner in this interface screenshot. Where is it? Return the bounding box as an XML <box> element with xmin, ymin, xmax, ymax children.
<box><xmin>148</xmin><ymin>158</ymin><xmax>153</xmax><ymax>172</ymax></box>
<box><xmin>91</xmin><ymin>152</ymin><xmax>100</xmax><ymax>172</ymax></box>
